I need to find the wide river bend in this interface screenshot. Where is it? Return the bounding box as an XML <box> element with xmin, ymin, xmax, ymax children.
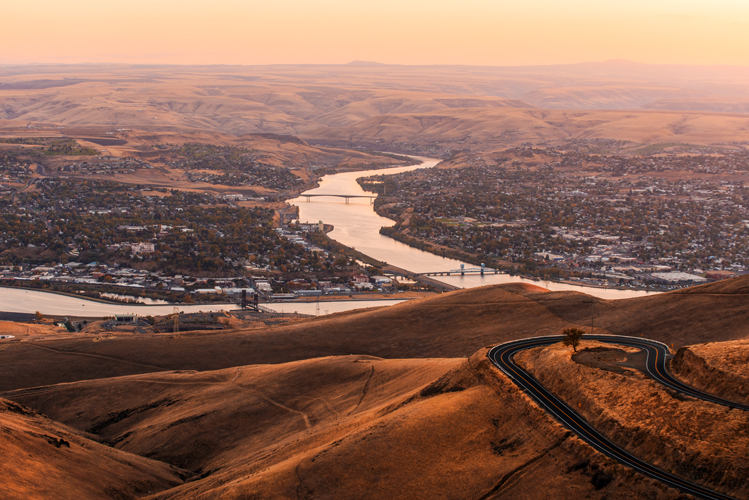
<box><xmin>290</xmin><ymin>156</ymin><xmax>657</xmax><ymax>301</ymax></box>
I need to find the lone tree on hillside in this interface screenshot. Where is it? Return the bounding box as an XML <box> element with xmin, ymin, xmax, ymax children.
<box><xmin>35</xmin><ymin>311</ymin><xmax>44</xmax><ymax>322</ymax></box>
<box><xmin>562</xmin><ymin>328</ymin><xmax>585</xmax><ymax>352</ymax></box>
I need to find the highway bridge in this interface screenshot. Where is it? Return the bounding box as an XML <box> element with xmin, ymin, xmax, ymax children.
<box><xmin>489</xmin><ymin>335</ymin><xmax>746</xmax><ymax>500</ymax></box>
<box><xmin>301</xmin><ymin>193</ymin><xmax>377</xmax><ymax>204</ymax></box>
<box><xmin>415</xmin><ymin>264</ymin><xmax>500</xmax><ymax>277</ymax></box>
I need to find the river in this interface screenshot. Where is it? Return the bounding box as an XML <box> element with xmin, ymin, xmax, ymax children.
<box><xmin>290</xmin><ymin>156</ymin><xmax>657</xmax><ymax>301</ymax></box>
<box><xmin>0</xmin><ymin>287</ymin><xmax>406</xmax><ymax>317</ymax></box>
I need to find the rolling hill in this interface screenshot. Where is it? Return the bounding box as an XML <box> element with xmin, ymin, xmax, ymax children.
<box><xmin>4</xmin><ymin>62</ymin><xmax>749</xmax><ymax>151</ymax></box>
<box><xmin>2</xmin><ymin>277</ymin><xmax>749</xmax><ymax>498</ymax></box>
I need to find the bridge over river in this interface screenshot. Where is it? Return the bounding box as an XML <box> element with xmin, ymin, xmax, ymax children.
<box><xmin>302</xmin><ymin>193</ymin><xmax>377</xmax><ymax>204</ymax></box>
<box><xmin>413</xmin><ymin>264</ymin><xmax>500</xmax><ymax>277</ymax></box>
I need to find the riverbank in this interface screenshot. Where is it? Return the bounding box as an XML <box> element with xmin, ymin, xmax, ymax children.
<box><xmin>0</xmin><ymin>284</ymin><xmax>138</xmax><ymax>305</ymax></box>
<box><xmin>0</xmin><ymin>284</ymin><xmax>223</xmax><ymax>307</ymax></box>
<box><xmin>0</xmin><ymin>286</ymin><xmax>415</xmax><ymax>318</ymax></box>
<box><xmin>287</xmin><ymin>290</ymin><xmax>436</xmax><ymax>302</ymax></box>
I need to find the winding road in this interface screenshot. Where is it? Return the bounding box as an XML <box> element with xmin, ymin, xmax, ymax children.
<box><xmin>488</xmin><ymin>335</ymin><xmax>746</xmax><ymax>500</ymax></box>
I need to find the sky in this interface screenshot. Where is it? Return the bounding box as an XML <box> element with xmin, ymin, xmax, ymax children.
<box><xmin>3</xmin><ymin>0</ymin><xmax>749</xmax><ymax>66</ymax></box>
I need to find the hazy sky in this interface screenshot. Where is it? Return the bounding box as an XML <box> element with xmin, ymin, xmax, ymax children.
<box><xmin>3</xmin><ymin>0</ymin><xmax>749</xmax><ymax>66</ymax></box>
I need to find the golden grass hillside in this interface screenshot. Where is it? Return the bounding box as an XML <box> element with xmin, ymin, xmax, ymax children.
<box><xmin>1</xmin><ymin>277</ymin><xmax>748</xmax><ymax>498</ymax></box>
<box><xmin>4</xmin><ymin>351</ymin><xmax>684</xmax><ymax>500</ymax></box>
<box><xmin>4</xmin><ymin>63</ymin><xmax>749</xmax><ymax>150</ymax></box>
<box><xmin>303</xmin><ymin>107</ymin><xmax>749</xmax><ymax>150</ymax></box>
<box><xmin>2</xmin><ymin>277</ymin><xmax>749</xmax><ymax>393</ymax></box>
<box><xmin>671</xmin><ymin>338</ymin><xmax>749</xmax><ymax>405</ymax></box>
<box><xmin>0</xmin><ymin>398</ymin><xmax>186</xmax><ymax>499</ymax></box>
<box><xmin>516</xmin><ymin>340</ymin><xmax>749</xmax><ymax>499</ymax></box>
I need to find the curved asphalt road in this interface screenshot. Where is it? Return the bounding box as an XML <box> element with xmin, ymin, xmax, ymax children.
<box><xmin>488</xmin><ymin>334</ymin><xmax>746</xmax><ymax>500</ymax></box>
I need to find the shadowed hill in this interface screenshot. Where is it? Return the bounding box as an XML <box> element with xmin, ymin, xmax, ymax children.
<box><xmin>2</xmin><ymin>276</ymin><xmax>749</xmax><ymax>393</ymax></box>
<box><xmin>2</xmin><ymin>278</ymin><xmax>748</xmax><ymax>498</ymax></box>
<box><xmin>3</xmin><ymin>352</ymin><xmax>683</xmax><ymax>500</ymax></box>
<box><xmin>0</xmin><ymin>398</ymin><xmax>186</xmax><ymax>499</ymax></box>
<box><xmin>6</xmin><ymin>357</ymin><xmax>459</xmax><ymax>473</ymax></box>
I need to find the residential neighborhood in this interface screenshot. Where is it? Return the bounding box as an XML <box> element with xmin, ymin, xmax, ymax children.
<box><xmin>366</xmin><ymin>143</ymin><xmax>749</xmax><ymax>290</ymax></box>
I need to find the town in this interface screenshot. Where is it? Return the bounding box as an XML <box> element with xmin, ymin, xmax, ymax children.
<box><xmin>5</xmin><ymin>137</ymin><xmax>749</xmax><ymax>297</ymax></box>
<box><xmin>165</xmin><ymin>143</ymin><xmax>307</xmax><ymax>190</ymax></box>
<box><xmin>0</xmin><ymin>175</ymin><xmax>409</xmax><ymax>305</ymax></box>
<box><xmin>363</xmin><ymin>142</ymin><xmax>749</xmax><ymax>290</ymax></box>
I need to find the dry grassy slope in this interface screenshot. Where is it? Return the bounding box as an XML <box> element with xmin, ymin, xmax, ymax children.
<box><xmin>0</xmin><ymin>321</ymin><xmax>68</xmax><ymax>338</ymax></box>
<box><xmin>8</xmin><ymin>357</ymin><xmax>459</xmax><ymax>472</ymax></box>
<box><xmin>671</xmin><ymin>339</ymin><xmax>749</xmax><ymax>406</ymax></box>
<box><xmin>0</xmin><ymin>283</ymin><xmax>571</xmax><ymax>392</ymax></box>
<box><xmin>516</xmin><ymin>341</ymin><xmax>749</xmax><ymax>499</ymax></box>
<box><xmin>520</xmin><ymin>85</ymin><xmax>702</xmax><ymax>110</ymax></box>
<box><xmin>0</xmin><ymin>398</ymin><xmax>186</xmax><ymax>500</ymax></box>
<box><xmin>0</xmin><ymin>72</ymin><xmax>537</xmax><ymax>138</ymax></box>
<box><xmin>5</xmin><ymin>352</ymin><xmax>682</xmax><ymax>500</ymax></box>
<box><xmin>6</xmin><ymin>127</ymin><xmax>408</xmax><ymax>175</ymax></box>
<box><xmin>644</xmin><ymin>98</ymin><xmax>749</xmax><ymax>114</ymax></box>
<box><xmin>116</xmin><ymin>129</ymin><xmax>404</xmax><ymax>170</ymax></box>
<box><xmin>5</xmin><ymin>64</ymin><xmax>749</xmax><ymax>149</ymax></box>
<box><xmin>535</xmin><ymin>276</ymin><xmax>749</xmax><ymax>347</ymax></box>
<box><xmin>302</xmin><ymin>107</ymin><xmax>749</xmax><ymax>149</ymax></box>
<box><xmin>2</xmin><ymin>277</ymin><xmax>749</xmax><ymax>393</ymax></box>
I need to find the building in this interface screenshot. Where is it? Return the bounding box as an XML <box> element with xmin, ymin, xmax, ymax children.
<box><xmin>113</xmin><ymin>314</ymin><xmax>136</xmax><ymax>324</ymax></box>
<box><xmin>651</xmin><ymin>272</ymin><xmax>707</xmax><ymax>284</ymax></box>
<box><xmin>370</xmin><ymin>276</ymin><xmax>392</xmax><ymax>285</ymax></box>
<box><xmin>298</xmin><ymin>222</ymin><xmax>322</xmax><ymax>232</ymax></box>
<box><xmin>271</xmin><ymin>293</ymin><xmax>296</xmax><ymax>300</ymax></box>
<box><xmin>131</xmin><ymin>242</ymin><xmax>155</xmax><ymax>254</ymax></box>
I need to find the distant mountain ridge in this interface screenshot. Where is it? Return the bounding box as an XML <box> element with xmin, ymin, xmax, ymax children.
<box><xmin>3</xmin><ymin>62</ymin><xmax>749</xmax><ymax>147</ymax></box>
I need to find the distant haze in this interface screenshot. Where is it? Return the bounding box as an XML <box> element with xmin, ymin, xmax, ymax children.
<box><xmin>3</xmin><ymin>0</ymin><xmax>749</xmax><ymax>66</ymax></box>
